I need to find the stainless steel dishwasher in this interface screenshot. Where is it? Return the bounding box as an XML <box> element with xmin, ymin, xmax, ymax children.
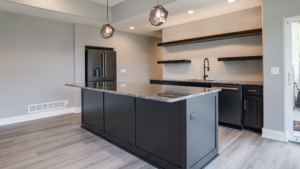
<box><xmin>211</xmin><ymin>84</ymin><xmax>243</xmax><ymax>129</ymax></box>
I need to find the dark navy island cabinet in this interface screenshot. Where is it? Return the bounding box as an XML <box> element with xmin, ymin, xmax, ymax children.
<box><xmin>80</xmin><ymin>88</ymin><xmax>219</xmax><ymax>169</ymax></box>
<box><xmin>82</xmin><ymin>89</ymin><xmax>104</xmax><ymax>132</ymax></box>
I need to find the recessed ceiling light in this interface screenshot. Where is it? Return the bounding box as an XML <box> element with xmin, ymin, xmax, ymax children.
<box><xmin>130</xmin><ymin>27</ymin><xmax>134</xmax><ymax>29</ymax></box>
<box><xmin>228</xmin><ymin>0</ymin><xmax>235</xmax><ymax>2</ymax></box>
<box><xmin>188</xmin><ymin>10</ymin><xmax>194</xmax><ymax>14</ymax></box>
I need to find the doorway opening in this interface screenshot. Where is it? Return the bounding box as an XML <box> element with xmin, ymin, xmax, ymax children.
<box><xmin>292</xmin><ymin>21</ymin><xmax>300</xmax><ymax>141</ymax></box>
<box><xmin>286</xmin><ymin>17</ymin><xmax>300</xmax><ymax>143</ymax></box>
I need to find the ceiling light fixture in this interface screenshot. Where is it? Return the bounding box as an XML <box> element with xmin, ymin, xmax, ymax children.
<box><xmin>149</xmin><ymin>0</ymin><xmax>169</xmax><ymax>26</ymax></box>
<box><xmin>100</xmin><ymin>0</ymin><xmax>115</xmax><ymax>39</ymax></box>
<box><xmin>188</xmin><ymin>10</ymin><xmax>194</xmax><ymax>14</ymax></box>
<box><xmin>130</xmin><ymin>27</ymin><xmax>134</xmax><ymax>29</ymax></box>
<box><xmin>227</xmin><ymin>0</ymin><xmax>235</xmax><ymax>2</ymax></box>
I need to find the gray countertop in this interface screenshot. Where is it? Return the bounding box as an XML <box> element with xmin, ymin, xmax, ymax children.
<box><xmin>150</xmin><ymin>79</ymin><xmax>263</xmax><ymax>86</ymax></box>
<box><xmin>66</xmin><ymin>81</ymin><xmax>221</xmax><ymax>103</ymax></box>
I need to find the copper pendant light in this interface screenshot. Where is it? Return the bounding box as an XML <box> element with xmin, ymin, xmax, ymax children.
<box><xmin>149</xmin><ymin>0</ymin><xmax>169</xmax><ymax>26</ymax></box>
<box><xmin>100</xmin><ymin>0</ymin><xmax>115</xmax><ymax>39</ymax></box>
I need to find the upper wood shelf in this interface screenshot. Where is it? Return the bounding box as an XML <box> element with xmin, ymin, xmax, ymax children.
<box><xmin>157</xmin><ymin>60</ymin><xmax>191</xmax><ymax>64</ymax></box>
<box><xmin>157</xmin><ymin>28</ymin><xmax>262</xmax><ymax>47</ymax></box>
<box><xmin>218</xmin><ymin>56</ymin><xmax>263</xmax><ymax>61</ymax></box>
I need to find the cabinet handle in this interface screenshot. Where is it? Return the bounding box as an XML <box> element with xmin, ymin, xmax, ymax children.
<box><xmin>102</xmin><ymin>53</ymin><xmax>105</xmax><ymax>78</ymax></box>
<box><xmin>244</xmin><ymin>100</ymin><xmax>247</xmax><ymax>110</ymax></box>
<box><xmin>105</xmin><ymin>53</ymin><xmax>107</xmax><ymax>78</ymax></box>
<box><xmin>211</xmin><ymin>87</ymin><xmax>238</xmax><ymax>90</ymax></box>
<box><xmin>248</xmin><ymin>90</ymin><xmax>256</xmax><ymax>92</ymax></box>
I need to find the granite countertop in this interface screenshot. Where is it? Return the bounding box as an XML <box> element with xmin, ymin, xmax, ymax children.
<box><xmin>151</xmin><ymin>79</ymin><xmax>263</xmax><ymax>86</ymax></box>
<box><xmin>66</xmin><ymin>81</ymin><xmax>221</xmax><ymax>103</ymax></box>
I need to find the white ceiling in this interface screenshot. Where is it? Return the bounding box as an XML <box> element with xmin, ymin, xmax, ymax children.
<box><xmin>89</xmin><ymin>0</ymin><xmax>125</xmax><ymax>7</ymax></box>
<box><xmin>0</xmin><ymin>0</ymin><xmax>262</xmax><ymax>38</ymax></box>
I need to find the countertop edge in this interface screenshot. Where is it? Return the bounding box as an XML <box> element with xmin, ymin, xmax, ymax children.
<box><xmin>150</xmin><ymin>79</ymin><xmax>263</xmax><ymax>86</ymax></box>
<box><xmin>65</xmin><ymin>84</ymin><xmax>221</xmax><ymax>103</ymax></box>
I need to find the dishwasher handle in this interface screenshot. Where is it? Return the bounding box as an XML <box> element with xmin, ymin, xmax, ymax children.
<box><xmin>211</xmin><ymin>86</ymin><xmax>239</xmax><ymax>91</ymax></box>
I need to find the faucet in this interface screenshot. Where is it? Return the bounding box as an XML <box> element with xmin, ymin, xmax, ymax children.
<box><xmin>203</xmin><ymin>58</ymin><xmax>209</xmax><ymax>80</ymax></box>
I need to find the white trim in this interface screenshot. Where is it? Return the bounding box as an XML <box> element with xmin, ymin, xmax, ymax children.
<box><xmin>0</xmin><ymin>107</ymin><xmax>79</xmax><ymax>127</ymax></box>
<box><xmin>285</xmin><ymin>16</ymin><xmax>300</xmax><ymax>143</ymax></box>
<box><xmin>262</xmin><ymin>128</ymin><xmax>288</xmax><ymax>142</ymax></box>
<box><xmin>74</xmin><ymin>107</ymin><xmax>81</xmax><ymax>113</ymax></box>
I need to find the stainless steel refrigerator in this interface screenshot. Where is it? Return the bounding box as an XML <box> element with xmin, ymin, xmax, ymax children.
<box><xmin>85</xmin><ymin>49</ymin><xmax>116</xmax><ymax>82</ymax></box>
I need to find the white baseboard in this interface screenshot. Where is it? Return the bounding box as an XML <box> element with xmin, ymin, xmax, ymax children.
<box><xmin>262</xmin><ymin>128</ymin><xmax>288</xmax><ymax>142</ymax></box>
<box><xmin>74</xmin><ymin>107</ymin><xmax>81</xmax><ymax>113</ymax></box>
<box><xmin>0</xmin><ymin>107</ymin><xmax>81</xmax><ymax>127</ymax></box>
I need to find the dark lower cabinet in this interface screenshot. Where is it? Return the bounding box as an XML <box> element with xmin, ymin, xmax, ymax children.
<box><xmin>150</xmin><ymin>80</ymin><xmax>264</xmax><ymax>131</ymax></box>
<box><xmin>82</xmin><ymin>89</ymin><xmax>104</xmax><ymax>132</ymax></box>
<box><xmin>243</xmin><ymin>95</ymin><xmax>263</xmax><ymax>130</ymax></box>
<box><xmin>104</xmin><ymin>93</ymin><xmax>135</xmax><ymax>145</ymax></box>
<box><xmin>136</xmin><ymin>99</ymin><xmax>183</xmax><ymax>167</ymax></box>
<box><xmin>217</xmin><ymin>85</ymin><xmax>242</xmax><ymax>127</ymax></box>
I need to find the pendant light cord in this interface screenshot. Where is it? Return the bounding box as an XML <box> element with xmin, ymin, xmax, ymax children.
<box><xmin>157</xmin><ymin>0</ymin><xmax>159</xmax><ymax>5</ymax></box>
<box><xmin>107</xmin><ymin>0</ymin><xmax>108</xmax><ymax>24</ymax></box>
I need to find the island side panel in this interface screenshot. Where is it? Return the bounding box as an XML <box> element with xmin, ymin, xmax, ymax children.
<box><xmin>81</xmin><ymin>89</ymin><xmax>104</xmax><ymax>133</ymax></box>
<box><xmin>185</xmin><ymin>93</ymin><xmax>219</xmax><ymax>169</ymax></box>
<box><xmin>135</xmin><ymin>98</ymin><xmax>186</xmax><ymax>168</ymax></box>
<box><xmin>104</xmin><ymin>93</ymin><xmax>135</xmax><ymax>145</ymax></box>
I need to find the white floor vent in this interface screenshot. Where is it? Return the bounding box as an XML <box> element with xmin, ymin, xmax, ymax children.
<box><xmin>28</xmin><ymin>100</ymin><xmax>68</xmax><ymax>114</ymax></box>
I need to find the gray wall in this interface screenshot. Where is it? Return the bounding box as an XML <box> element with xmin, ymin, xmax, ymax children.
<box><xmin>263</xmin><ymin>0</ymin><xmax>300</xmax><ymax>134</ymax></box>
<box><xmin>9</xmin><ymin>0</ymin><xmax>111</xmax><ymax>21</ymax></box>
<box><xmin>162</xmin><ymin>7</ymin><xmax>263</xmax><ymax>81</ymax></box>
<box><xmin>0</xmin><ymin>11</ymin><xmax>75</xmax><ymax>119</ymax></box>
<box><xmin>74</xmin><ymin>23</ymin><xmax>163</xmax><ymax>107</ymax></box>
<box><xmin>0</xmin><ymin>11</ymin><xmax>162</xmax><ymax>119</ymax></box>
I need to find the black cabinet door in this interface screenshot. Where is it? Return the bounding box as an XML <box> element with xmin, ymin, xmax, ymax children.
<box><xmin>104</xmin><ymin>93</ymin><xmax>134</xmax><ymax>145</ymax></box>
<box><xmin>82</xmin><ymin>90</ymin><xmax>104</xmax><ymax>131</ymax></box>
<box><xmin>218</xmin><ymin>86</ymin><xmax>242</xmax><ymax>126</ymax></box>
<box><xmin>136</xmin><ymin>98</ymin><xmax>182</xmax><ymax>167</ymax></box>
<box><xmin>243</xmin><ymin>96</ymin><xmax>263</xmax><ymax>129</ymax></box>
<box><xmin>103</xmin><ymin>50</ymin><xmax>116</xmax><ymax>81</ymax></box>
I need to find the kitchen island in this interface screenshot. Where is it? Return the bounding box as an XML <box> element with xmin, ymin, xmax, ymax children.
<box><xmin>66</xmin><ymin>81</ymin><xmax>221</xmax><ymax>169</ymax></box>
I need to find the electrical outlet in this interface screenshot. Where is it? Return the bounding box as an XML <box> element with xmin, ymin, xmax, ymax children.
<box><xmin>121</xmin><ymin>69</ymin><xmax>126</xmax><ymax>73</ymax></box>
<box><xmin>271</xmin><ymin>67</ymin><xmax>279</xmax><ymax>75</ymax></box>
<box><xmin>121</xmin><ymin>83</ymin><xmax>127</xmax><ymax>87</ymax></box>
<box><xmin>65</xmin><ymin>100</ymin><xmax>68</xmax><ymax>105</ymax></box>
<box><xmin>190</xmin><ymin>113</ymin><xmax>196</xmax><ymax>121</ymax></box>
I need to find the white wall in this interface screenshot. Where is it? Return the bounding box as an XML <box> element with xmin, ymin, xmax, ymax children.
<box><xmin>162</xmin><ymin>7</ymin><xmax>263</xmax><ymax>81</ymax></box>
<box><xmin>0</xmin><ymin>11</ymin><xmax>75</xmax><ymax>119</ymax></box>
<box><xmin>74</xmin><ymin>23</ymin><xmax>162</xmax><ymax>107</ymax></box>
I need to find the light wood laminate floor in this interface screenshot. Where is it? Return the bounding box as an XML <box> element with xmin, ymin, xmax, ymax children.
<box><xmin>0</xmin><ymin>113</ymin><xmax>299</xmax><ymax>169</ymax></box>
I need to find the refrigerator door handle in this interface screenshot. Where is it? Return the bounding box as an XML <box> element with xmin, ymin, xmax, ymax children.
<box><xmin>102</xmin><ymin>53</ymin><xmax>105</xmax><ymax>78</ymax></box>
<box><xmin>105</xmin><ymin>53</ymin><xmax>107</xmax><ymax>78</ymax></box>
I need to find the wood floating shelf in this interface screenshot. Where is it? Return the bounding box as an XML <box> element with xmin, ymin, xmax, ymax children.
<box><xmin>157</xmin><ymin>28</ymin><xmax>262</xmax><ymax>47</ymax></box>
<box><xmin>218</xmin><ymin>56</ymin><xmax>263</xmax><ymax>61</ymax></box>
<box><xmin>157</xmin><ymin>60</ymin><xmax>191</xmax><ymax>64</ymax></box>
